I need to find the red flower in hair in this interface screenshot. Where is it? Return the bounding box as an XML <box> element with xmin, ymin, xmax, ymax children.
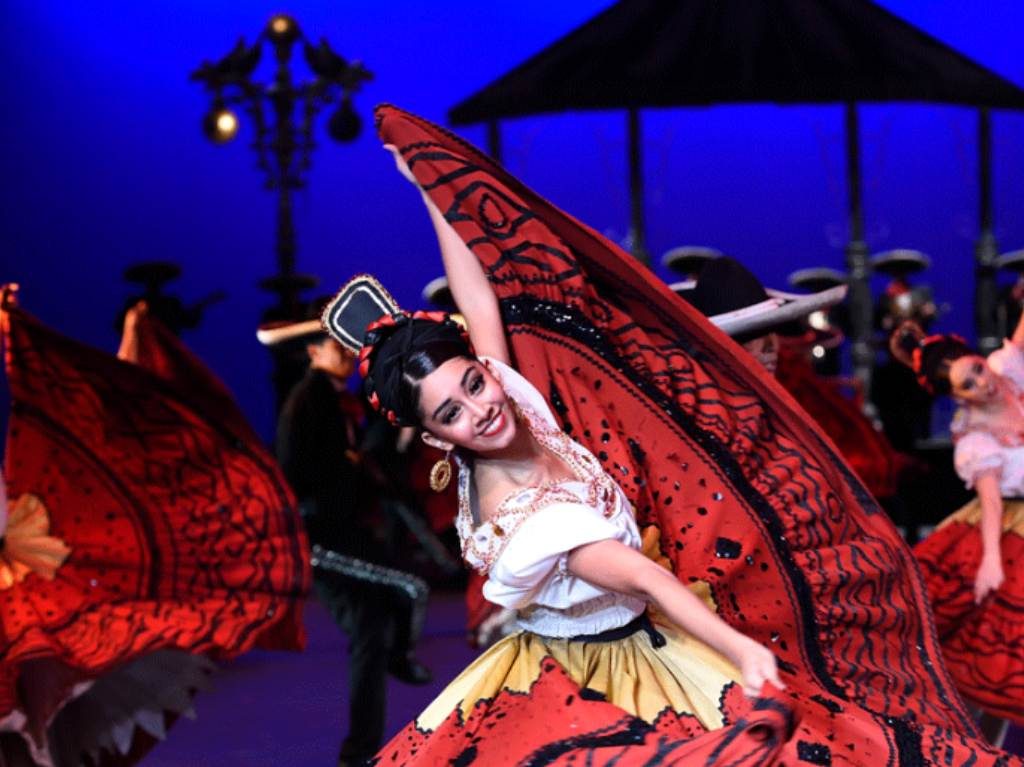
<box><xmin>366</xmin><ymin>314</ymin><xmax>399</xmax><ymax>333</ymax></box>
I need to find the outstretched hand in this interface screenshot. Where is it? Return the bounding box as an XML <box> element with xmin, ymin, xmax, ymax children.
<box><xmin>117</xmin><ymin>300</ymin><xmax>149</xmax><ymax>363</ymax></box>
<box><xmin>123</xmin><ymin>300</ymin><xmax>148</xmax><ymax>332</ymax></box>
<box><xmin>736</xmin><ymin>639</ymin><xmax>785</xmax><ymax>698</ymax></box>
<box><xmin>974</xmin><ymin>555</ymin><xmax>1005</xmax><ymax>604</ymax></box>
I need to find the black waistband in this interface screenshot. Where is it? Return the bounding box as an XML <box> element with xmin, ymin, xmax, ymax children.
<box><xmin>568</xmin><ymin>612</ymin><xmax>667</xmax><ymax>649</ymax></box>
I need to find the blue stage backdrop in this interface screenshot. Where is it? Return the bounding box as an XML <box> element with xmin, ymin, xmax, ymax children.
<box><xmin>2</xmin><ymin>0</ymin><xmax>1023</xmax><ymax>442</ymax></box>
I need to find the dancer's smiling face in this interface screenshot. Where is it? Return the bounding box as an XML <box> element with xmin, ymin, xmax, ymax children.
<box><xmin>948</xmin><ymin>355</ymin><xmax>998</xmax><ymax>404</ymax></box>
<box><xmin>416</xmin><ymin>357</ymin><xmax>516</xmax><ymax>453</ymax></box>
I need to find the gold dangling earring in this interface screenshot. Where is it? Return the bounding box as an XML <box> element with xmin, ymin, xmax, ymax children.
<box><xmin>429</xmin><ymin>450</ymin><xmax>453</xmax><ymax>492</ymax></box>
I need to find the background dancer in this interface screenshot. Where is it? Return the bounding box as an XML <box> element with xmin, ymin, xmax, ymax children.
<box><xmin>894</xmin><ymin>318</ymin><xmax>1024</xmax><ymax>742</ymax></box>
<box><xmin>262</xmin><ymin>306</ymin><xmax>431</xmax><ymax>767</ymax></box>
<box><xmin>679</xmin><ymin>257</ymin><xmax>916</xmax><ymax>505</ymax></box>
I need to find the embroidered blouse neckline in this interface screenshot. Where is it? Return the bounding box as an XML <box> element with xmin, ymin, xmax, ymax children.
<box><xmin>475</xmin><ymin>402</ymin><xmax>588</xmax><ymax>529</ymax></box>
<box><xmin>455</xmin><ymin>366</ymin><xmax>620</xmax><ymax>574</ymax></box>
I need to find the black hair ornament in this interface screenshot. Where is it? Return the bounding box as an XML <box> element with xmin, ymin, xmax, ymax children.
<box><xmin>321</xmin><ymin>274</ymin><xmax>471</xmax><ymax>426</ymax></box>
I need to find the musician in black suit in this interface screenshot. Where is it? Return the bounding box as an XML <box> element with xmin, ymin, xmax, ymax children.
<box><xmin>261</xmin><ymin>310</ymin><xmax>431</xmax><ymax>767</ymax></box>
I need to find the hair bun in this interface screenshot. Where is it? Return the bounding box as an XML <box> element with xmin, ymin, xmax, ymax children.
<box><xmin>889</xmin><ymin>321</ymin><xmax>925</xmax><ymax>369</ymax></box>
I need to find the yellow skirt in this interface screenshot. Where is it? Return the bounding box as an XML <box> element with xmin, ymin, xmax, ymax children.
<box><xmin>416</xmin><ymin>613</ymin><xmax>741</xmax><ymax>732</ymax></box>
<box><xmin>936</xmin><ymin>495</ymin><xmax>1024</xmax><ymax>534</ymax></box>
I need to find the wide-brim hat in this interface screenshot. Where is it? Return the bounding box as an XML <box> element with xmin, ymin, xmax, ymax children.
<box><xmin>256</xmin><ymin>318</ymin><xmax>326</xmax><ymax>347</ymax></box>
<box><xmin>996</xmin><ymin>249</ymin><xmax>1024</xmax><ymax>273</ymax></box>
<box><xmin>787</xmin><ymin>267</ymin><xmax>848</xmax><ymax>293</ymax></box>
<box><xmin>123</xmin><ymin>261</ymin><xmax>182</xmax><ymax>287</ymax></box>
<box><xmin>870</xmin><ymin>249</ymin><xmax>931</xmax><ymax>277</ymax></box>
<box><xmin>420</xmin><ymin>276</ymin><xmax>471</xmax><ymax>330</ymax></box>
<box><xmin>256</xmin><ymin>296</ymin><xmax>331</xmax><ymax>347</ymax></box>
<box><xmin>674</xmin><ymin>257</ymin><xmax>847</xmax><ymax>341</ymax></box>
<box><xmin>422</xmin><ymin>276</ymin><xmax>455</xmax><ymax>310</ymax></box>
<box><xmin>661</xmin><ymin>246</ymin><xmax>723</xmax><ymax>277</ymax></box>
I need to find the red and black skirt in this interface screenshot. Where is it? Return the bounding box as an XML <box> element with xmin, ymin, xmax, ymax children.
<box><xmin>374</xmin><ymin>104</ymin><xmax>1018</xmax><ymax>765</ymax></box>
<box><xmin>0</xmin><ymin>306</ymin><xmax>309</xmax><ymax>764</ymax></box>
<box><xmin>915</xmin><ymin>497</ymin><xmax>1024</xmax><ymax>723</ymax></box>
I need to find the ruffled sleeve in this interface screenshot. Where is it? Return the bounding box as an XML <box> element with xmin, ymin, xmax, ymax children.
<box><xmin>987</xmin><ymin>340</ymin><xmax>1024</xmax><ymax>391</ymax></box>
<box><xmin>482</xmin><ymin>501</ymin><xmax>629</xmax><ymax>610</ymax></box>
<box><xmin>954</xmin><ymin>431</ymin><xmax>1004</xmax><ymax>488</ymax></box>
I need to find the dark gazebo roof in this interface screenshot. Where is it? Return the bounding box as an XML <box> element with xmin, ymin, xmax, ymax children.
<box><xmin>450</xmin><ymin>0</ymin><xmax>1024</xmax><ymax>124</ymax></box>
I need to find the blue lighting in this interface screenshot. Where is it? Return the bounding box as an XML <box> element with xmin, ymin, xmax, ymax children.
<box><xmin>3</xmin><ymin>1</ymin><xmax>1022</xmax><ymax>439</ymax></box>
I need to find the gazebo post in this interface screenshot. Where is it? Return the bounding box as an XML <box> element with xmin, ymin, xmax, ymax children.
<box><xmin>487</xmin><ymin>119</ymin><xmax>503</xmax><ymax>163</ymax></box>
<box><xmin>975</xmin><ymin>107</ymin><xmax>1000</xmax><ymax>353</ymax></box>
<box><xmin>844</xmin><ymin>102</ymin><xmax>874</xmax><ymax>398</ymax></box>
<box><xmin>627</xmin><ymin>107</ymin><xmax>650</xmax><ymax>264</ymax></box>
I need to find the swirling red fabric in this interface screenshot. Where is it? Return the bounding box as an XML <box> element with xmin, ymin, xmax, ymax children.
<box><xmin>916</xmin><ymin>516</ymin><xmax>1024</xmax><ymax>724</ymax></box>
<box><xmin>0</xmin><ymin>306</ymin><xmax>309</xmax><ymax>741</ymax></box>
<box><xmin>774</xmin><ymin>345</ymin><xmax>913</xmax><ymax>500</ymax></box>
<box><xmin>375</xmin><ymin>104</ymin><xmax>1016</xmax><ymax>765</ymax></box>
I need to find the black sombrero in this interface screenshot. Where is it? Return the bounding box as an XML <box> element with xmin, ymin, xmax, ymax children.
<box><xmin>257</xmin><ymin>297</ymin><xmax>332</xmax><ymax>347</ymax></box>
<box><xmin>870</xmin><ymin>249</ymin><xmax>931</xmax><ymax>277</ymax></box>
<box><xmin>661</xmin><ymin>246</ymin><xmax>723</xmax><ymax>278</ymax></box>
<box><xmin>422</xmin><ymin>276</ymin><xmax>456</xmax><ymax>310</ymax></box>
<box><xmin>674</xmin><ymin>258</ymin><xmax>847</xmax><ymax>341</ymax></box>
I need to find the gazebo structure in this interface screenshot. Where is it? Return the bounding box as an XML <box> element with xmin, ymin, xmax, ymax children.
<box><xmin>449</xmin><ymin>0</ymin><xmax>1024</xmax><ymax>387</ymax></box>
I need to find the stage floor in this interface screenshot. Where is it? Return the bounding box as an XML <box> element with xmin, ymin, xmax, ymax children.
<box><xmin>141</xmin><ymin>591</ymin><xmax>1024</xmax><ymax>764</ymax></box>
<box><xmin>142</xmin><ymin>592</ymin><xmax>477</xmax><ymax>766</ymax></box>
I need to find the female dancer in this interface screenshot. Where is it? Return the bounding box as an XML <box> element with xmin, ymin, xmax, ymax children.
<box><xmin>894</xmin><ymin>321</ymin><xmax>1024</xmax><ymax>735</ymax></box>
<box><xmin>327</xmin><ymin>105</ymin><xmax>1017</xmax><ymax>765</ymax></box>
<box><xmin>327</xmin><ymin>269</ymin><xmax>787</xmax><ymax>762</ymax></box>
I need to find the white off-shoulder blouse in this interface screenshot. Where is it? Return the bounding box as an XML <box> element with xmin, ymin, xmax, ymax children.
<box><xmin>953</xmin><ymin>340</ymin><xmax>1024</xmax><ymax>495</ymax></box>
<box><xmin>454</xmin><ymin>357</ymin><xmax>645</xmax><ymax>638</ymax></box>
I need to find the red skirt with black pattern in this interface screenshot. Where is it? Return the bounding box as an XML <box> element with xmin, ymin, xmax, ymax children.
<box><xmin>372</xmin><ymin>104</ymin><xmax>1020</xmax><ymax>765</ymax></box>
<box><xmin>915</xmin><ymin>497</ymin><xmax>1024</xmax><ymax>723</ymax></box>
<box><xmin>0</xmin><ymin>305</ymin><xmax>309</xmax><ymax>764</ymax></box>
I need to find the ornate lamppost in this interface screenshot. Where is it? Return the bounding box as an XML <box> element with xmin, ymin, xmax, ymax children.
<box><xmin>192</xmin><ymin>13</ymin><xmax>372</xmax><ymax>405</ymax></box>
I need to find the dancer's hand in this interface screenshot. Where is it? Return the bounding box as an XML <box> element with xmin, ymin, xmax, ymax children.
<box><xmin>383</xmin><ymin>143</ymin><xmax>417</xmax><ymax>184</ymax></box>
<box><xmin>123</xmin><ymin>300</ymin><xmax>148</xmax><ymax>332</ymax></box>
<box><xmin>117</xmin><ymin>301</ymin><xmax>148</xmax><ymax>362</ymax></box>
<box><xmin>974</xmin><ymin>554</ymin><xmax>1004</xmax><ymax>604</ymax></box>
<box><xmin>735</xmin><ymin>637</ymin><xmax>785</xmax><ymax>697</ymax></box>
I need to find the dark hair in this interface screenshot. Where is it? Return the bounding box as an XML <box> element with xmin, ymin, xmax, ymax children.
<box><xmin>889</xmin><ymin>321</ymin><xmax>974</xmax><ymax>395</ymax></box>
<box><xmin>916</xmin><ymin>337</ymin><xmax>974</xmax><ymax>395</ymax></box>
<box><xmin>392</xmin><ymin>340</ymin><xmax>475</xmax><ymax>423</ymax></box>
<box><xmin>363</xmin><ymin>318</ymin><xmax>473</xmax><ymax>425</ymax></box>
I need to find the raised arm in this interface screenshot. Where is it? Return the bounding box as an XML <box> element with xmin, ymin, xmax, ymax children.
<box><xmin>419</xmin><ymin>191</ymin><xmax>509</xmax><ymax>364</ymax></box>
<box><xmin>116</xmin><ymin>301</ymin><xmax>147</xmax><ymax>362</ymax></box>
<box><xmin>567</xmin><ymin>538</ymin><xmax>783</xmax><ymax>696</ymax></box>
<box><xmin>385</xmin><ymin>145</ymin><xmax>509</xmax><ymax>364</ymax></box>
<box><xmin>973</xmin><ymin>470</ymin><xmax>1005</xmax><ymax>604</ymax></box>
